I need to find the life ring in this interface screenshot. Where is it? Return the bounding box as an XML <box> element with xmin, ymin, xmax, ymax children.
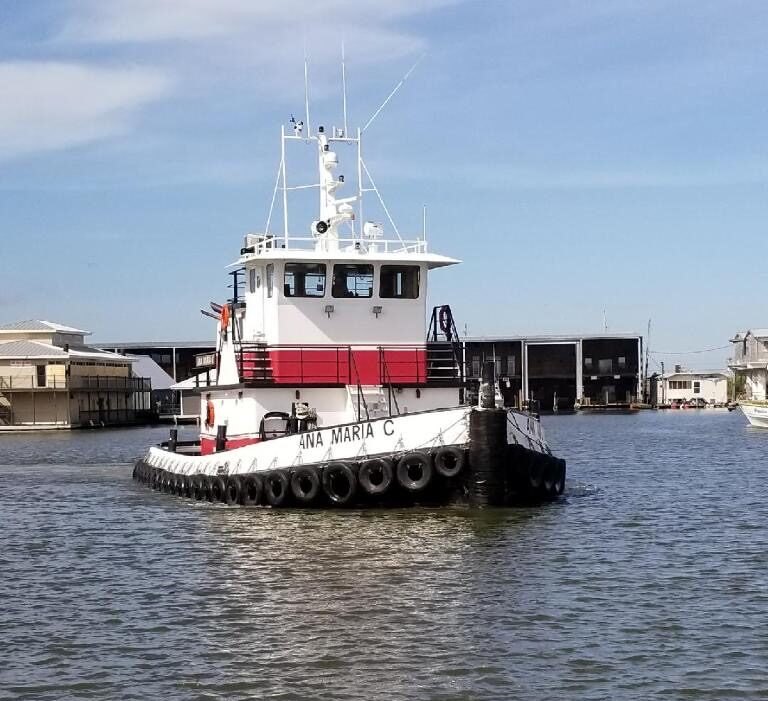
<box><xmin>433</xmin><ymin>446</ymin><xmax>465</xmax><ymax>478</ymax></box>
<box><xmin>358</xmin><ymin>457</ymin><xmax>394</xmax><ymax>496</ymax></box>
<box><xmin>220</xmin><ymin>303</ymin><xmax>230</xmax><ymax>330</ymax></box>
<box><xmin>322</xmin><ymin>462</ymin><xmax>357</xmax><ymax>505</ymax></box>
<box><xmin>205</xmin><ymin>401</ymin><xmax>215</xmax><ymax>428</ymax></box>
<box><xmin>265</xmin><ymin>471</ymin><xmax>289</xmax><ymax>506</ymax></box>
<box><xmin>291</xmin><ymin>466</ymin><xmax>321</xmax><ymax>504</ymax></box>
<box><xmin>240</xmin><ymin>474</ymin><xmax>263</xmax><ymax>506</ymax></box>
<box><xmin>438</xmin><ymin>305</ymin><xmax>452</xmax><ymax>334</ymax></box>
<box><xmin>396</xmin><ymin>452</ymin><xmax>433</xmax><ymax>492</ymax></box>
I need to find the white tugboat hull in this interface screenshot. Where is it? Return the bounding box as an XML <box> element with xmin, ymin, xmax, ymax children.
<box><xmin>134</xmin><ymin>405</ymin><xmax>563</xmax><ymax>507</ymax></box>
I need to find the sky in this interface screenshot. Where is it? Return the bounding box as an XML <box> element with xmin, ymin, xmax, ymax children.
<box><xmin>1</xmin><ymin>0</ymin><xmax>767</xmax><ymax>371</ymax></box>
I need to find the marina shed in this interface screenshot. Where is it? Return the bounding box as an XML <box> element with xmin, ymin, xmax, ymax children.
<box><xmin>464</xmin><ymin>333</ymin><xmax>643</xmax><ymax>411</ymax></box>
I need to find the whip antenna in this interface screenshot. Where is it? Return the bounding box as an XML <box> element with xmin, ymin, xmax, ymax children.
<box><xmin>341</xmin><ymin>41</ymin><xmax>349</xmax><ymax>136</ymax></box>
<box><xmin>303</xmin><ymin>42</ymin><xmax>312</xmax><ymax>137</ymax></box>
<box><xmin>362</xmin><ymin>53</ymin><xmax>426</xmax><ymax>133</ymax></box>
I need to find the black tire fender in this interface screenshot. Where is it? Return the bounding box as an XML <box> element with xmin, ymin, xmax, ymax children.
<box><xmin>240</xmin><ymin>474</ymin><xmax>263</xmax><ymax>506</ymax></box>
<box><xmin>210</xmin><ymin>476</ymin><xmax>227</xmax><ymax>503</ymax></box>
<box><xmin>528</xmin><ymin>453</ymin><xmax>545</xmax><ymax>490</ymax></box>
<box><xmin>554</xmin><ymin>458</ymin><xmax>566</xmax><ymax>496</ymax></box>
<box><xmin>322</xmin><ymin>461</ymin><xmax>357</xmax><ymax>505</ymax></box>
<box><xmin>265</xmin><ymin>471</ymin><xmax>289</xmax><ymax>507</ymax></box>
<box><xmin>291</xmin><ymin>466</ymin><xmax>321</xmax><ymax>503</ymax></box>
<box><xmin>396</xmin><ymin>452</ymin><xmax>433</xmax><ymax>492</ymax></box>
<box><xmin>358</xmin><ymin>457</ymin><xmax>394</xmax><ymax>496</ymax></box>
<box><xmin>224</xmin><ymin>476</ymin><xmax>241</xmax><ymax>505</ymax></box>
<box><xmin>433</xmin><ymin>446</ymin><xmax>465</xmax><ymax>478</ymax></box>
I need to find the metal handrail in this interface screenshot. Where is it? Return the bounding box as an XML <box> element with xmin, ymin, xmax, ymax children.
<box><xmin>243</xmin><ymin>234</ymin><xmax>428</xmax><ymax>256</ymax></box>
<box><xmin>234</xmin><ymin>342</ymin><xmax>461</xmax><ymax>386</ymax></box>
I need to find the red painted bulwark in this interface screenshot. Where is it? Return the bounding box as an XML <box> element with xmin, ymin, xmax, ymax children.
<box><xmin>200</xmin><ymin>435</ymin><xmax>261</xmax><ymax>455</ymax></box>
<box><xmin>239</xmin><ymin>347</ymin><xmax>427</xmax><ymax>385</ymax></box>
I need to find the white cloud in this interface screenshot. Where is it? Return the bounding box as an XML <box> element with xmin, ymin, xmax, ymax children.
<box><xmin>61</xmin><ymin>0</ymin><xmax>457</xmax><ymax>44</ymax></box>
<box><xmin>0</xmin><ymin>62</ymin><xmax>170</xmax><ymax>162</ymax></box>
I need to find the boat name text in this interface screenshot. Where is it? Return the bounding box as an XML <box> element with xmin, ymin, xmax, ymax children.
<box><xmin>299</xmin><ymin>419</ymin><xmax>394</xmax><ymax>449</ymax></box>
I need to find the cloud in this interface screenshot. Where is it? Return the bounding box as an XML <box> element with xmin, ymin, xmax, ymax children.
<box><xmin>0</xmin><ymin>62</ymin><xmax>170</xmax><ymax>162</ymax></box>
<box><xmin>61</xmin><ymin>0</ymin><xmax>457</xmax><ymax>44</ymax></box>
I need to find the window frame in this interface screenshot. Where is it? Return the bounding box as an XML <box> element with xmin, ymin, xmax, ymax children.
<box><xmin>332</xmin><ymin>263</ymin><xmax>374</xmax><ymax>298</ymax></box>
<box><xmin>283</xmin><ymin>262</ymin><xmax>327</xmax><ymax>298</ymax></box>
<box><xmin>379</xmin><ymin>264</ymin><xmax>420</xmax><ymax>299</ymax></box>
<box><xmin>266</xmin><ymin>264</ymin><xmax>274</xmax><ymax>298</ymax></box>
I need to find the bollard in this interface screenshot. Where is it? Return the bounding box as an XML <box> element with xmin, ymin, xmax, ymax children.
<box><xmin>479</xmin><ymin>360</ymin><xmax>496</xmax><ymax>409</ymax></box>
<box><xmin>215</xmin><ymin>424</ymin><xmax>227</xmax><ymax>452</ymax></box>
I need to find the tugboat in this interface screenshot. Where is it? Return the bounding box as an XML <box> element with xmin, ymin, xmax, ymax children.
<box><xmin>133</xmin><ymin>112</ymin><xmax>566</xmax><ymax>507</ymax></box>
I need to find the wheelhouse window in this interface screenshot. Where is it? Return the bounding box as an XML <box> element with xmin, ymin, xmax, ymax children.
<box><xmin>332</xmin><ymin>264</ymin><xmax>373</xmax><ymax>298</ymax></box>
<box><xmin>266</xmin><ymin>264</ymin><xmax>274</xmax><ymax>298</ymax></box>
<box><xmin>284</xmin><ymin>263</ymin><xmax>326</xmax><ymax>297</ymax></box>
<box><xmin>380</xmin><ymin>265</ymin><xmax>420</xmax><ymax>299</ymax></box>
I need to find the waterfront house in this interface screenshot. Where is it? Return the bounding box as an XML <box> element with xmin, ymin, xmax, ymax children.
<box><xmin>0</xmin><ymin>320</ymin><xmax>152</xmax><ymax>430</ymax></box>
<box><xmin>729</xmin><ymin>329</ymin><xmax>768</xmax><ymax>401</ymax></box>
<box><xmin>652</xmin><ymin>367</ymin><xmax>730</xmax><ymax>407</ymax></box>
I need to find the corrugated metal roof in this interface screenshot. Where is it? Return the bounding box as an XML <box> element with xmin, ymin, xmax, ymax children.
<box><xmin>95</xmin><ymin>341</ymin><xmax>213</xmax><ymax>349</ymax></box>
<box><xmin>0</xmin><ymin>340</ymin><xmax>68</xmax><ymax>358</ymax></box>
<box><xmin>748</xmin><ymin>329</ymin><xmax>768</xmax><ymax>338</ymax></box>
<box><xmin>0</xmin><ymin>319</ymin><xmax>89</xmax><ymax>334</ymax></box>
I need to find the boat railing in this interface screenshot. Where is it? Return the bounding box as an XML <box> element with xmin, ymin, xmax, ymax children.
<box><xmin>234</xmin><ymin>342</ymin><xmax>461</xmax><ymax>387</ymax></box>
<box><xmin>242</xmin><ymin>233</ymin><xmax>428</xmax><ymax>256</ymax></box>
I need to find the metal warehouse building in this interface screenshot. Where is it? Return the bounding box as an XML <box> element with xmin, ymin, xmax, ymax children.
<box><xmin>463</xmin><ymin>334</ymin><xmax>643</xmax><ymax>411</ymax></box>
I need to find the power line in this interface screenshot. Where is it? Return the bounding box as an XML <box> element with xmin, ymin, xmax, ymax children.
<box><xmin>650</xmin><ymin>344</ymin><xmax>730</xmax><ymax>355</ymax></box>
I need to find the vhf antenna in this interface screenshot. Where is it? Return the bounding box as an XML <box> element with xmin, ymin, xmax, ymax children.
<box><xmin>303</xmin><ymin>41</ymin><xmax>312</xmax><ymax>137</ymax></box>
<box><xmin>341</xmin><ymin>41</ymin><xmax>349</xmax><ymax>137</ymax></box>
<box><xmin>362</xmin><ymin>53</ymin><xmax>426</xmax><ymax>133</ymax></box>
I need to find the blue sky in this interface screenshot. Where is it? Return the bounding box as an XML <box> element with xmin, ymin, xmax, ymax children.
<box><xmin>1</xmin><ymin>0</ymin><xmax>766</xmax><ymax>370</ymax></box>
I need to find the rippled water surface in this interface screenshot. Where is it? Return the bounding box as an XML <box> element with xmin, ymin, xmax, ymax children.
<box><xmin>1</xmin><ymin>412</ymin><xmax>767</xmax><ymax>700</ymax></box>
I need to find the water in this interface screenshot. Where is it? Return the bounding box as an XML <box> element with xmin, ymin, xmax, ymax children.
<box><xmin>1</xmin><ymin>412</ymin><xmax>767</xmax><ymax>700</ymax></box>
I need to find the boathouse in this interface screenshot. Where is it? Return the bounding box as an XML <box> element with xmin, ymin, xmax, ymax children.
<box><xmin>463</xmin><ymin>333</ymin><xmax>643</xmax><ymax>411</ymax></box>
<box><xmin>0</xmin><ymin>320</ymin><xmax>152</xmax><ymax>430</ymax></box>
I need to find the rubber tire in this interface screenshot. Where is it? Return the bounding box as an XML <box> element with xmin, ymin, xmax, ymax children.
<box><xmin>543</xmin><ymin>457</ymin><xmax>557</xmax><ymax>494</ymax></box>
<box><xmin>291</xmin><ymin>466</ymin><xmax>321</xmax><ymax>504</ymax></box>
<box><xmin>358</xmin><ymin>457</ymin><xmax>394</xmax><ymax>496</ymax></box>
<box><xmin>528</xmin><ymin>453</ymin><xmax>545</xmax><ymax>491</ymax></box>
<box><xmin>240</xmin><ymin>474</ymin><xmax>263</xmax><ymax>506</ymax></box>
<box><xmin>553</xmin><ymin>458</ymin><xmax>566</xmax><ymax>496</ymax></box>
<box><xmin>199</xmin><ymin>476</ymin><xmax>212</xmax><ymax>501</ymax></box>
<box><xmin>265</xmin><ymin>471</ymin><xmax>289</xmax><ymax>507</ymax></box>
<box><xmin>322</xmin><ymin>462</ymin><xmax>357</xmax><ymax>506</ymax></box>
<box><xmin>224</xmin><ymin>476</ymin><xmax>241</xmax><ymax>505</ymax></box>
<box><xmin>396</xmin><ymin>452</ymin><xmax>433</xmax><ymax>492</ymax></box>
<box><xmin>192</xmin><ymin>476</ymin><xmax>205</xmax><ymax>501</ymax></box>
<box><xmin>211</xmin><ymin>476</ymin><xmax>227</xmax><ymax>503</ymax></box>
<box><xmin>433</xmin><ymin>446</ymin><xmax>465</xmax><ymax>478</ymax></box>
